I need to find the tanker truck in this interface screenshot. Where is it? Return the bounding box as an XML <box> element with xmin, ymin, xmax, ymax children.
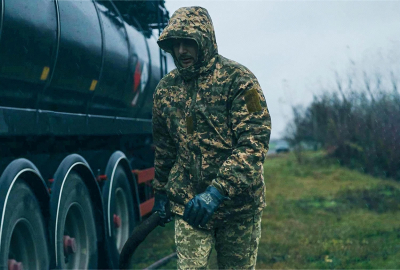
<box><xmin>0</xmin><ymin>0</ymin><xmax>172</xmax><ymax>269</ymax></box>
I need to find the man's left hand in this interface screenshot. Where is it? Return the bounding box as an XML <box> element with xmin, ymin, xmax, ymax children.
<box><xmin>183</xmin><ymin>186</ymin><xmax>225</xmax><ymax>227</ymax></box>
<box><xmin>152</xmin><ymin>192</ymin><xmax>172</xmax><ymax>227</ymax></box>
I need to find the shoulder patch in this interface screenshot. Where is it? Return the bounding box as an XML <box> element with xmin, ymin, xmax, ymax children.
<box><xmin>244</xmin><ymin>88</ymin><xmax>262</xmax><ymax>113</ymax></box>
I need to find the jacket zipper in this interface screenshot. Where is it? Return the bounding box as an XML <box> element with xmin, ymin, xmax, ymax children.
<box><xmin>186</xmin><ymin>79</ymin><xmax>202</xmax><ymax>189</ymax></box>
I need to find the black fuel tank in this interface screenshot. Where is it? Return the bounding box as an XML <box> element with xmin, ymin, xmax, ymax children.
<box><xmin>0</xmin><ymin>0</ymin><xmax>57</xmax><ymax>108</ymax></box>
<box><xmin>0</xmin><ymin>0</ymin><xmax>160</xmax><ymax>120</ymax></box>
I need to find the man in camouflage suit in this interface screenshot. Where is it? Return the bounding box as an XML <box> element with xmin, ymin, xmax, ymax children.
<box><xmin>151</xmin><ymin>6</ymin><xmax>271</xmax><ymax>270</ymax></box>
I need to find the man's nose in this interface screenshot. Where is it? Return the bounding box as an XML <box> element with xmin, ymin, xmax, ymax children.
<box><xmin>178</xmin><ymin>42</ymin><xmax>187</xmax><ymax>54</ymax></box>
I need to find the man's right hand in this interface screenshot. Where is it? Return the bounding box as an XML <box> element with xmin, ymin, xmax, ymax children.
<box><xmin>151</xmin><ymin>192</ymin><xmax>172</xmax><ymax>226</ymax></box>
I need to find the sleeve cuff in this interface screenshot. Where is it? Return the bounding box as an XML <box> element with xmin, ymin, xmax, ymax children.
<box><xmin>211</xmin><ymin>180</ymin><xmax>228</xmax><ymax>197</ymax></box>
<box><xmin>151</xmin><ymin>179</ymin><xmax>167</xmax><ymax>194</ymax></box>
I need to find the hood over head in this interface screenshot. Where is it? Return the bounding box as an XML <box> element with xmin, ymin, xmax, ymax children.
<box><xmin>158</xmin><ymin>6</ymin><xmax>218</xmax><ymax>80</ymax></box>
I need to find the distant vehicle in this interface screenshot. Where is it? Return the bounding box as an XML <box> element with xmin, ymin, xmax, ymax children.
<box><xmin>275</xmin><ymin>141</ymin><xmax>290</xmax><ymax>153</ymax></box>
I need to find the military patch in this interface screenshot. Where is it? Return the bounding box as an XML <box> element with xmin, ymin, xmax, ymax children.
<box><xmin>244</xmin><ymin>88</ymin><xmax>262</xmax><ymax>113</ymax></box>
<box><xmin>186</xmin><ymin>115</ymin><xmax>194</xmax><ymax>134</ymax></box>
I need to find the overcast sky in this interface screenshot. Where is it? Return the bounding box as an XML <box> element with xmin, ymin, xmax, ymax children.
<box><xmin>163</xmin><ymin>0</ymin><xmax>400</xmax><ymax>140</ymax></box>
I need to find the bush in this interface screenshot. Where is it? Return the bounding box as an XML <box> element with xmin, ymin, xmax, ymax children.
<box><xmin>286</xmin><ymin>72</ymin><xmax>400</xmax><ymax>180</ymax></box>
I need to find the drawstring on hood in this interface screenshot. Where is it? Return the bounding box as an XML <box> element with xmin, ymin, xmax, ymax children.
<box><xmin>158</xmin><ymin>6</ymin><xmax>218</xmax><ymax>80</ymax></box>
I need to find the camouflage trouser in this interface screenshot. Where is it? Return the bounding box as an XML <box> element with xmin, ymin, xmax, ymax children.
<box><xmin>175</xmin><ymin>212</ymin><xmax>262</xmax><ymax>270</ymax></box>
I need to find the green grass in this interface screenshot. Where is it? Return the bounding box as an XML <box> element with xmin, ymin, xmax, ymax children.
<box><xmin>128</xmin><ymin>151</ymin><xmax>400</xmax><ymax>269</ymax></box>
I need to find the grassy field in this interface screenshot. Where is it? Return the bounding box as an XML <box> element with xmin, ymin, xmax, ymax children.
<box><xmin>128</xmin><ymin>151</ymin><xmax>400</xmax><ymax>269</ymax></box>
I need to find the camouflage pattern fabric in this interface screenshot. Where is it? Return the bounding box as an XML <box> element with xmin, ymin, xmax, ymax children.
<box><xmin>175</xmin><ymin>211</ymin><xmax>263</xmax><ymax>269</ymax></box>
<box><xmin>152</xmin><ymin>6</ymin><xmax>271</xmax><ymax>229</ymax></box>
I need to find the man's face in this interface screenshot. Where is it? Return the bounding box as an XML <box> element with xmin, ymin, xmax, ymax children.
<box><xmin>172</xmin><ymin>39</ymin><xmax>198</xmax><ymax>68</ymax></box>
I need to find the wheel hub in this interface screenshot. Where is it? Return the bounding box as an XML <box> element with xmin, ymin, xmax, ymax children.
<box><xmin>113</xmin><ymin>214</ymin><xmax>121</xmax><ymax>228</ymax></box>
<box><xmin>8</xmin><ymin>259</ymin><xmax>23</xmax><ymax>270</ymax></box>
<box><xmin>63</xmin><ymin>235</ymin><xmax>77</xmax><ymax>255</ymax></box>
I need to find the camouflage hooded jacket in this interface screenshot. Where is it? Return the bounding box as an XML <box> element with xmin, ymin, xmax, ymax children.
<box><xmin>152</xmin><ymin>6</ymin><xmax>271</xmax><ymax>227</ymax></box>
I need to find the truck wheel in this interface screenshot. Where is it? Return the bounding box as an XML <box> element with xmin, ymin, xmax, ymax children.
<box><xmin>103</xmin><ymin>166</ymin><xmax>136</xmax><ymax>268</ymax></box>
<box><xmin>52</xmin><ymin>171</ymin><xmax>97</xmax><ymax>269</ymax></box>
<box><xmin>0</xmin><ymin>179</ymin><xmax>49</xmax><ymax>270</ymax></box>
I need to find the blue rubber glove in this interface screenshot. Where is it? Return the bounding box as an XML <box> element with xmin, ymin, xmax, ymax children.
<box><xmin>183</xmin><ymin>186</ymin><xmax>226</xmax><ymax>228</ymax></box>
<box><xmin>152</xmin><ymin>192</ymin><xmax>172</xmax><ymax>227</ymax></box>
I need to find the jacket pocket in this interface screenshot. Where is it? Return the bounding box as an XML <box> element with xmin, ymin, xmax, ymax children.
<box><xmin>165</xmin><ymin>161</ymin><xmax>195</xmax><ymax>205</ymax></box>
<box><xmin>197</xmin><ymin>104</ymin><xmax>232</xmax><ymax>148</ymax></box>
<box><xmin>201</xmin><ymin>104</ymin><xmax>227</xmax><ymax>128</ymax></box>
<box><xmin>163</xmin><ymin>106</ymin><xmax>184</xmax><ymax>137</ymax></box>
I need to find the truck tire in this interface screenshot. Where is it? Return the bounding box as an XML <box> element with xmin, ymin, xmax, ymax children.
<box><xmin>103</xmin><ymin>165</ymin><xmax>136</xmax><ymax>268</ymax></box>
<box><xmin>52</xmin><ymin>171</ymin><xmax>98</xmax><ymax>269</ymax></box>
<box><xmin>0</xmin><ymin>179</ymin><xmax>49</xmax><ymax>270</ymax></box>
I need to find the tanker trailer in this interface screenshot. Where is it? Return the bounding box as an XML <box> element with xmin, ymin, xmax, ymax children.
<box><xmin>0</xmin><ymin>0</ymin><xmax>171</xmax><ymax>269</ymax></box>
